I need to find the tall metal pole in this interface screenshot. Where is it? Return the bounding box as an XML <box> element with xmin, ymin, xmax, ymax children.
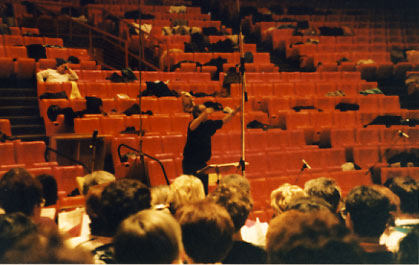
<box><xmin>236</xmin><ymin>0</ymin><xmax>247</xmax><ymax>177</ymax></box>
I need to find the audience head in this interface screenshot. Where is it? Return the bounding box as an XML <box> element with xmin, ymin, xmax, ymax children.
<box><xmin>0</xmin><ymin>225</ymin><xmax>93</xmax><ymax>263</ymax></box>
<box><xmin>170</xmin><ymin>174</ymin><xmax>205</xmax><ymax>211</ymax></box>
<box><xmin>55</xmin><ymin>60</ymin><xmax>68</xmax><ymax>74</ymax></box>
<box><xmin>0</xmin><ymin>168</ymin><xmax>43</xmax><ymax>216</ymax></box>
<box><xmin>176</xmin><ymin>201</ymin><xmax>234</xmax><ymax>263</ymax></box>
<box><xmin>85</xmin><ymin>183</ymin><xmax>109</xmax><ymax>236</ymax></box>
<box><xmin>266</xmin><ymin>210</ymin><xmax>364</xmax><ymax>264</ymax></box>
<box><xmin>207</xmin><ymin>184</ymin><xmax>253</xmax><ymax>233</ymax></box>
<box><xmin>345</xmin><ymin>185</ymin><xmax>390</xmax><ymax>237</ymax></box>
<box><xmin>113</xmin><ymin>209</ymin><xmax>183</xmax><ymax>264</ymax></box>
<box><xmin>100</xmin><ymin>179</ymin><xmax>151</xmax><ymax>236</ymax></box>
<box><xmin>384</xmin><ymin>176</ymin><xmax>418</xmax><ymax>214</ymax></box>
<box><xmin>0</xmin><ymin>212</ymin><xmax>38</xmax><ymax>259</ymax></box>
<box><xmin>82</xmin><ymin>170</ymin><xmax>115</xmax><ymax>195</ymax></box>
<box><xmin>150</xmin><ymin>185</ymin><xmax>174</xmax><ymax>214</ymax></box>
<box><xmin>271</xmin><ymin>183</ymin><xmax>307</xmax><ymax>216</ymax></box>
<box><xmin>397</xmin><ymin>226</ymin><xmax>418</xmax><ymax>264</ymax></box>
<box><xmin>35</xmin><ymin>174</ymin><xmax>58</xmax><ymax>207</ymax></box>
<box><xmin>370</xmin><ymin>184</ymin><xmax>401</xmax><ymax>216</ymax></box>
<box><xmin>218</xmin><ymin>173</ymin><xmax>251</xmax><ymax>194</ymax></box>
<box><xmin>304</xmin><ymin>177</ymin><xmax>341</xmax><ymax>212</ymax></box>
<box><xmin>285</xmin><ymin>196</ymin><xmax>334</xmax><ymax>213</ymax></box>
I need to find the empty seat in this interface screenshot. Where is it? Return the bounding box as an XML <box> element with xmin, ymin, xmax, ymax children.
<box><xmin>147</xmin><ymin>158</ymin><xmax>176</xmax><ymax>186</ymax></box>
<box><xmin>355</xmin><ymin>128</ymin><xmax>382</xmax><ymax>145</ymax></box>
<box><xmin>148</xmin><ymin>114</ymin><xmax>172</xmax><ymax>133</ymax></box>
<box><xmin>100</xmin><ymin>116</ymin><xmax>125</xmax><ymax>135</ymax></box>
<box><xmin>0</xmin><ymin>57</ymin><xmax>14</xmax><ymax>78</ymax></box>
<box><xmin>14</xmin><ymin>141</ymin><xmax>57</xmax><ymax>167</ymax></box>
<box><xmin>111</xmin><ymin>136</ymin><xmax>139</xmax><ymax>166</ymax></box>
<box><xmin>352</xmin><ymin>146</ymin><xmax>381</xmax><ymax>169</ymax></box>
<box><xmin>23</xmin><ymin>36</ymin><xmax>44</xmax><ymax>46</ymax></box>
<box><xmin>15</xmin><ymin>58</ymin><xmax>36</xmax><ymax>79</ymax></box>
<box><xmin>4</xmin><ymin>35</ymin><xmax>24</xmax><ymax>46</ymax></box>
<box><xmin>5</xmin><ymin>46</ymin><xmax>27</xmax><ymax>58</ymax></box>
<box><xmin>0</xmin><ymin>142</ymin><xmax>16</xmax><ymax>165</ymax></box>
<box><xmin>161</xmin><ymin>134</ymin><xmax>185</xmax><ymax>156</ymax></box>
<box><xmin>330</xmin><ymin>128</ymin><xmax>356</xmax><ymax>147</ymax></box>
<box><xmin>141</xmin><ymin>135</ymin><xmax>164</xmax><ymax>156</ymax></box>
<box><xmin>74</xmin><ymin>117</ymin><xmax>101</xmax><ymax>134</ymax></box>
<box><xmin>53</xmin><ymin>165</ymin><xmax>84</xmax><ymax>194</ymax></box>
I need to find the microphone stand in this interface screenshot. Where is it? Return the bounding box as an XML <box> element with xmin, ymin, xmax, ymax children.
<box><xmin>45</xmin><ymin>147</ymin><xmax>91</xmax><ymax>173</ymax></box>
<box><xmin>89</xmin><ymin>130</ymin><xmax>98</xmax><ymax>173</ymax></box>
<box><xmin>236</xmin><ymin>0</ymin><xmax>248</xmax><ymax>177</ymax></box>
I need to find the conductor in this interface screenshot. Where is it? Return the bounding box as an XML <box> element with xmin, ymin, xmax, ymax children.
<box><xmin>182</xmin><ymin>104</ymin><xmax>241</xmax><ymax>194</ymax></box>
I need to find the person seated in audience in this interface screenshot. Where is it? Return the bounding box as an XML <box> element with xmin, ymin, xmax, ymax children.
<box><xmin>73</xmin><ymin>179</ymin><xmax>151</xmax><ymax>264</ymax></box>
<box><xmin>176</xmin><ymin>201</ymin><xmax>234</xmax><ymax>264</ymax></box>
<box><xmin>396</xmin><ymin>226</ymin><xmax>418</xmax><ymax>264</ymax></box>
<box><xmin>381</xmin><ymin>176</ymin><xmax>419</xmax><ymax>253</ymax></box>
<box><xmin>0</xmin><ymin>212</ymin><xmax>38</xmax><ymax>260</ymax></box>
<box><xmin>207</xmin><ymin>184</ymin><xmax>267</xmax><ymax>264</ymax></box>
<box><xmin>35</xmin><ymin>174</ymin><xmax>58</xmax><ymax>207</ymax></box>
<box><xmin>271</xmin><ymin>183</ymin><xmax>307</xmax><ymax>217</ymax></box>
<box><xmin>285</xmin><ymin>195</ymin><xmax>334</xmax><ymax>213</ymax></box>
<box><xmin>219</xmin><ymin>173</ymin><xmax>251</xmax><ymax>195</ymax></box>
<box><xmin>113</xmin><ymin>209</ymin><xmax>183</xmax><ymax>264</ymax></box>
<box><xmin>36</xmin><ymin>60</ymin><xmax>79</xmax><ymax>83</ymax></box>
<box><xmin>82</xmin><ymin>170</ymin><xmax>116</xmax><ymax>195</ymax></box>
<box><xmin>1</xmin><ymin>222</ymin><xmax>93</xmax><ymax>263</ymax></box>
<box><xmin>0</xmin><ymin>168</ymin><xmax>57</xmax><ymax>231</ymax></box>
<box><xmin>304</xmin><ymin>177</ymin><xmax>342</xmax><ymax>214</ymax></box>
<box><xmin>150</xmin><ymin>184</ymin><xmax>174</xmax><ymax>214</ymax></box>
<box><xmin>170</xmin><ymin>174</ymin><xmax>206</xmax><ymax>213</ymax></box>
<box><xmin>344</xmin><ymin>185</ymin><xmax>394</xmax><ymax>263</ymax></box>
<box><xmin>266</xmin><ymin>210</ymin><xmax>364</xmax><ymax>264</ymax></box>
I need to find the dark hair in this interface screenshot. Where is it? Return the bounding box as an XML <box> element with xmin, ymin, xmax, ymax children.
<box><xmin>286</xmin><ymin>196</ymin><xmax>334</xmax><ymax>213</ymax></box>
<box><xmin>345</xmin><ymin>185</ymin><xmax>390</xmax><ymax>237</ymax></box>
<box><xmin>192</xmin><ymin>104</ymin><xmax>203</xmax><ymax>119</ymax></box>
<box><xmin>0</xmin><ymin>212</ymin><xmax>38</xmax><ymax>259</ymax></box>
<box><xmin>35</xmin><ymin>174</ymin><xmax>58</xmax><ymax>207</ymax></box>
<box><xmin>384</xmin><ymin>176</ymin><xmax>418</xmax><ymax>214</ymax></box>
<box><xmin>304</xmin><ymin>177</ymin><xmax>341</xmax><ymax>212</ymax></box>
<box><xmin>176</xmin><ymin>201</ymin><xmax>234</xmax><ymax>263</ymax></box>
<box><xmin>207</xmin><ymin>184</ymin><xmax>253</xmax><ymax>232</ymax></box>
<box><xmin>114</xmin><ymin>209</ymin><xmax>182</xmax><ymax>264</ymax></box>
<box><xmin>0</xmin><ymin>168</ymin><xmax>43</xmax><ymax>216</ymax></box>
<box><xmin>100</xmin><ymin>179</ymin><xmax>151</xmax><ymax>236</ymax></box>
<box><xmin>266</xmin><ymin>210</ymin><xmax>364</xmax><ymax>264</ymax></box>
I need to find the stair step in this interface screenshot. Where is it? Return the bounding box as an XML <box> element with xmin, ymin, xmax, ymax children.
<box><xmin>0</xmin><ymin>105</ymin><xmax>39</xmax><ymax>116</ymax></box>
<box><xmin>0</xmin><ymin>88</ymin><xmax>37</xmax><ymax>97</ymax></box>
<box><xmin>6</xmin><ymin>116</ymin><xmax>44</xmax><ymax>125</ymax></box>
<box><xmin>11</xmin><ymin>124</ymin><xmax>46</xmax><ymax>135</ymax></box>
<box><xmin>0</xmin><ymin>97</ymin><xmax>38</xmax><ymax>106</ymax></box>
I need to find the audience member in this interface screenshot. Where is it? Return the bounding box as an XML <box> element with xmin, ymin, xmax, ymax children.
<box><xmin>82</xmin><ymin>170</ymin><xmax>116</xmax><ymax>195</ymax></box>
<box><xmin>36</xmin><ymin>61</ymin><xmax>79</xmax><ymax>83</ymax></box>
<box><xmin>113</xmin><ymin>209</ymin><xmax>183</xmax><ymax>264</ymax></box>
<box><xmin>0</xmin><ymin>168</ymin><xmax>56</xmax><ymax>230</ymax></box>
<box><xmin>304</xmin><ymin>177</ymin><xmax>342</xmax><ymax>213</ymax></box>
<box><xmin>219</xmin><ymin>173</ymin><xmax>251</xmax><ymax>194</ymax></box>
<box><xmin>266</xmin><ymin>210</ymin><xmax>364</xmax><ymax>264</ymax></box>
<box><xmin>271</xmin><ymin>183</ymin><xmax>307</xmax><ymax>216</ymax></box>
<box><xmin>170</xmin><ymin>174</ymin><xmax>205</xmax><ymax>213</ymax></box>
<box><xmin>207</xmin><ymin>184</ymin><xmax>267</xmax><ymax>264</ymax></box>
<box><xmin>35</xmin><ymin>174</ymin><xmax>58</xmax><ymax>207</ymax></box>
<box><xmin>150</xmin><ymin>184</ymin><xmax>174</xmax><ymax>214</ymax></box>
<box><xmin>396</xmin><ymin>226</ymin><xmax>418</xmax><ymax>264</ymax></box>
<box><xmin>285</xmin><ymin>195</ymin><xmax>334</xmax><ymax>213</ymax></box>
<box><xmin>0</xmin><ymin>212</ymin><xmax>38</xmax><ymax>259</ymax></box>
<box><xmin>345</xmin><ymin>185</ymin><xmax>394</xmax><ymax>263</ymax></box>
<box><xmin>381</xmin><ymin>176</ymin><xmax>419</xmax><ymax>252</ymax></box>
<box><xmin>176</xmin><ymin>201</ymin><xmax>234</xmax><ymax>263</ymax></box>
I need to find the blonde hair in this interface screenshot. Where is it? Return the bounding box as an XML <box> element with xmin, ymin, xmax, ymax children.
<box><xmin>170</xmin><ymin>175</ymin><xmax>205</xmax><ymax>210</ymax></box>
<box><xmin>270</xmin><ymin>183</ymin><xmax>307</xmax><ymax>215</ymax></box>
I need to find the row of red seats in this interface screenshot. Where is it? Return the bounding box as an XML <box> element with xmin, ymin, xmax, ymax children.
<box><xmin>2</xmin><ymin>26</ymin><xmax>40</xmax><ymax>36</ymax></box>
<box><xmin>0</xmin><ymin>35</ymin><xmax>64</xmax><ymax>47</ymax></box>
<box><xmin>0</xmin><ymin>45</ymin><xmax>90</xmax><ymax>60</ymax></box>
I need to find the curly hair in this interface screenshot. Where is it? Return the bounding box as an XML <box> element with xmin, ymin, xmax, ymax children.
<box><xmin>270</xmin><ymin>183</ymin><xmax>307</xmax><ymax>215</ymax></box>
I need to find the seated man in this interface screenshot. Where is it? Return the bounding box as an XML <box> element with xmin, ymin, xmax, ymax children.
<box><xmin>175</xmin><ymin>201</ymin><xmax>234</xmax><ymax>263</ymax></box>
<box><xmin>304</xmin><ymin>177</ymin><xmax>342</xmax><ymax>214</ymax></box>
<box><xmin>36</xmin><ymin>60</ymin><xmax>79</xmax><ymax>83</ymax></box>
<box><xmin>345</xmin><ymin>185</ymin><xmax>394</xmax><ymax>263</ymax></box>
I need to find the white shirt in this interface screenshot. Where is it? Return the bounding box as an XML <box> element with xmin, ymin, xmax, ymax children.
<box><xmin>36</xmin><ymin>69</ymin><xmax>78</xmax><ymax>83</ymax></box>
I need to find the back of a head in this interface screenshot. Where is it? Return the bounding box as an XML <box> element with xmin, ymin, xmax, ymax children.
<box><xmin>0</xmin><ymin>212</ymin><xmax>38</xmax><ymax>259</ymax></box>
<box><xmin>113</xmin><ymin>209</ymin><xmax>182</xmax><ymax>264</ymax></box>
<box><xmin>207</xmin><ymin>184</ymin><xmax>253</xmax><ymax>232</ymax></box>
<box><xmin>218</xmin><ymin>174</ymin><xmax>251</xmax><ymax>195</ymax></box>
<box><xmin>370</xmin><ymin>184</ymin><xmax>401</xmax><ymax>214</ymax></box>
<box><xmin>170</xmin><ymin>175</ymin><xmax>205</xmax><ymax>211</ymax></box>
<box><xmin>0</xmin><ymin>168</ymin><xmax>43</xmax><ymax>216</ymax></box>
<box><xmin>35</xmin><ymin>174</ymin><xmax>58</xmax><ymax>207</ymax></box>
<box><xmin>304</xmin><ymin>177</ymin><xmax>341</xmax><ymax>212</ymax></box>
<box><xmin>345</xmin><ymin>185</ymin><xmax>390</xmax><ymax>237</ymax></box>
<box><xmin>266</xmin><ymin>210</ymin><xmax>364</xmax><ymax>264</ymax></box>
<box><xmin>83</xmin><ymin>170</ymin><xmax>115</xmax><ymax>195</ymax></box>
<box><xmin>384</xmin><ymin>176</ymin><xmax>418</xmax><ymax>214</ymax></box>
<box><xmin>271</xmin><ymin>183</ymin><xmax>307</xmax><ymax>215</ymax></box>
<box><xmin>100</xmin><ymin>179</ymin><xmax>151</xmax><ymax>236</ymax></box>
<box><xmin>397</xmin><ymin>226</ymin><xmax>418</xmax><ymax>264</ymax></box>
<box><xmin>85</xmin><ymin>183</ymin><xmax>109</xmax><ymax>236</ymax></box>
<box><xmin>150</xmin><ymin>185</ymin><xmax>174</xmax><ymax>211</ymax></box>
<box><xmin>285</xmin><ymin>196</ymin><xmax>334</xmax><ymax>213</ymax></box>
<box><xmin>176</xmin><ymin>201</ymin><xmax>234</xmax><ymax>263</ymax></box>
